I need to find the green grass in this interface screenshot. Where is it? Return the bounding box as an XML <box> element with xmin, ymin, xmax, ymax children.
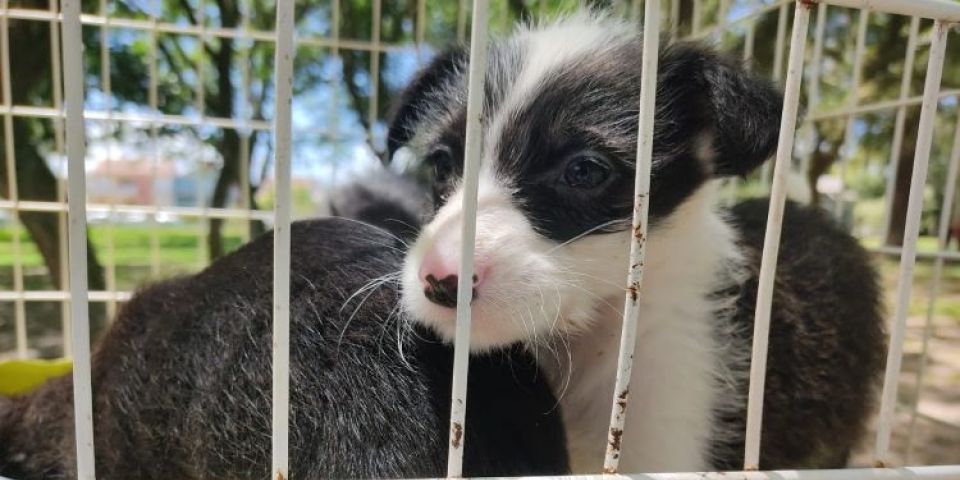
<box><xmin>0</xmin><ymin>223</ymin><xmax>254</xmax><ymax>292</ymax></box>
<box><xmin>861</xmin><ymin>235</ymin><xmax>944</xmax><ymax>253</ymax></box>
<box><xmin>874</xmin><ymin>252</ymin><xmax>960</xmax><ymax>323</ymax></box>
<box><xmin>0</xmin><ymin>223</ymin><xmax>250</xmax><ymax>268</ymax></box>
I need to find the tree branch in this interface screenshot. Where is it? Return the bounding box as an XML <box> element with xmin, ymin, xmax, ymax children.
<box><xmin>175</xmin><ymin>0</ymin><xmax>199</xmax><ymax>27</ymax></box>
<box><xmin>340</xmin><ymin>53</ymin><xmax>372</xmax><ymax>135</ymax></box>
<box><xmin>156</xmin><ymin>39</ymin><xmax>189</xmax><ymax>92</ymax></box>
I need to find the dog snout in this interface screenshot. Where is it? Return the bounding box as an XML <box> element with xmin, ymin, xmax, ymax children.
<box><xmin>419</xmin><ymin>250</ymin><xmax>485</xmax><ymax>308</ymax></box>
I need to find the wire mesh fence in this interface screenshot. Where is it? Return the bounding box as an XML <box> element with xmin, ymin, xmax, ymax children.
<box><xmin>1</xmin><ymin>0</ymin><xmax>959</xmax><ymax>477</ymax></box>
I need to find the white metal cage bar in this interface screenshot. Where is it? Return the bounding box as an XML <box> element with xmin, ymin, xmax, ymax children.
<box><xmin>602</xmin><ymin>0</ymin><xmax>659</xmax><ymax>474</ymax></box>
<box><xmin>743</xmin><ymin>0</ymin><xmax>812</xmax><ymax>470</ymax></box>
<box><xmin>61</xmin><ymin>0</ymin><xmax>96</xmax><ymax>476</ymax></box>
<box><xmin>0</xmin><ymin>0</ymin><xmax>957</xmax><ymax>478</ymax></box>
<box><xmin>271</xmin><ymin>0</ymin><xmax>296</xmax><ymax>475</ymax></box>
<box><xmin>447</xmin><ymin>1</ymin><xmax>489</xmax><ymax>476</ymax></box>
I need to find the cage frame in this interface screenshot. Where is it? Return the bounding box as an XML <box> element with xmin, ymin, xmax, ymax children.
<box><xmin>1</xmin><ymin>0</ymin><xmax>960</xmax><ymax>479</ymax></box>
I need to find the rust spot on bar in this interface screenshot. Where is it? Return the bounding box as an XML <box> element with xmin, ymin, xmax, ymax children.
<box><xmin>633</xmin><ymin>223</ymin><xmax>645</xmax><ymax>241</ymax></box>
<box><xmin>608</xmin><ymin>427</ymin><xmax>623</xmax><ymax>451</ymax></box>
<box><xmin>617</xmin><ymin>389</ymin><xmax>630</xmax><ymax>413</ymax></box>
<box><xmin>874</xmin><ymin>460</ymin><xmax>888</xmax><ymax>468</ymax></box>
<box><xmin>628</xmin><ymin>280</ymin><xmax>641</xmax><ymax>301</ymax></box>
<box><xmin>744</xmin><ymin>464</ymin><xmax>759</xmax><ymax>471</ymax></box>
<box><xmin>603</xmin><ymin>466</ymin><xmax>618</xmax><ymax>474</ymax></box>
<box><xmin>276</xmin><ymin>472</ymin><xmax>285</xmax><ymax>480</ymax></box>
<box><xmin>798</xmin><ymin>0</ymin><xmax>817</xmax><ymax>7</ymax></box>
<box><xmin>451</xmin><ymin>422</ymin><xmax>463</xmax><ymax>449</ymax></box>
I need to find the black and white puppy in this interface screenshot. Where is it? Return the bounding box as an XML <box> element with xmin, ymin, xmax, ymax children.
<box><xmin>0</xmin><ymin>219</ymin><xmax>568</xmax><ymax>479</ymax></box>
<box><xmin>389</xmin><ymin>14</ymin><xmax>886</xmax><ymax>473</ymax></box>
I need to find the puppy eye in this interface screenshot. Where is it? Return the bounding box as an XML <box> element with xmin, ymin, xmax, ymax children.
<box><xmin>427</xmin><ymin>145</ymin><xmax>455</xmax><ymax>184</ymax></box>
<box><xmin>562</xmin><ymin>152</ymin><xmax>612</xmax><ymax>189</ymax></box>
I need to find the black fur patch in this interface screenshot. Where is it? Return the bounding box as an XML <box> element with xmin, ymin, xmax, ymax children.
<box><xmin>708</xmin><ymin>200</ymin><xmax>886</xmax><ymax>469</ymax></box>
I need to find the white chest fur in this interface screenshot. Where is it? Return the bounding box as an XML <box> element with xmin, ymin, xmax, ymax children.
<box><xmin>542</xmin><ymin>189</ymin><xmax>745</xmax><ymax>473</ymax></box>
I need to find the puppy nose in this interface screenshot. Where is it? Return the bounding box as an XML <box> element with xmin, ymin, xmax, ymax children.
<box><xmin>419</xmin><ymin>253</ymin><xmax>484</xmax><ymax>308</ymax></box>
<box><xmin>423</xmin><ymin>274</ymin><xmax>464</xmax><ymax>308</ymax></box>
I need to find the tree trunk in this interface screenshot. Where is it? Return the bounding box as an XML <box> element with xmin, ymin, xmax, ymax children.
<box><xmin>1</xmin><ymin>119</ymin><xmax>106</xmax><ymax>291</ymax></box>
<box><xmin>208</xmin><ymin>129</ymin><xmax>240</xmax><ymax>260</ymax></box>
<box><xmin>885</xmin><ymin>123</ymin><xmax>919</xmax><ymax>247</ymax></box>
<box><xmin>207</xmin><ymin>129</ymin><xmax>268</xmax><ymax>258</ymax></box>
<box><xmin>205</xmin><ymin>19</ymin><xmax>235</xmax><ymax>259</ymax></box>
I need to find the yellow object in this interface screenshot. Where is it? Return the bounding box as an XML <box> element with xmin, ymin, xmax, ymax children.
<box><xmin>0</xmin><ymin>358</ymin><xmax>73</xmax><ymax>396</ymax></box>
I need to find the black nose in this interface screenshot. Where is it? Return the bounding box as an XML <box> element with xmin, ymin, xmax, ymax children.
<box><xmin>423</xmin><ymin>274</ymin><xmax>477</xmax><ymax>308</ymax></box>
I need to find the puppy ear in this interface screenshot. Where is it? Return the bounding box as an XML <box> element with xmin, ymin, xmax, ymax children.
<box><xmin>386</xmin><ymin>47</ymin><xmax>468</xmax><ymax>160</ymax></box>
<box><xmin>658</xmin><ymin>43</ymin><xmax>785</xmax><ymax>177</ymax></box>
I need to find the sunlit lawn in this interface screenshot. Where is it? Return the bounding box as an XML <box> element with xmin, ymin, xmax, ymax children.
<box><xmin>0</xmin><ymin>223</ymin><xmax>250</xmax><ymax>289</ymax></box>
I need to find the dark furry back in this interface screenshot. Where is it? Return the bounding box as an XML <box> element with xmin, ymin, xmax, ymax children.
<box><xmin>710</xmin><ymin>199</ymin><xmax>886</xmax><ymax>469</ymax></box>
<box><xmin>0</xmin><ymin>219</ymin><xmax>567</xmax><ymax>479</ymax></box>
